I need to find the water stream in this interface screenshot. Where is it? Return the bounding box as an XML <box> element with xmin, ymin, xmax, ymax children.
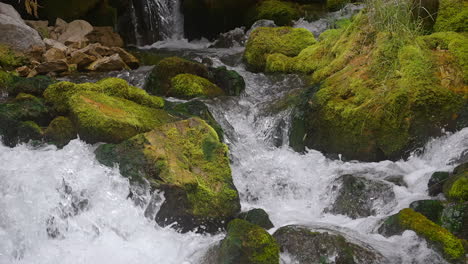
<box><xmin>1</xmin><ymin>3</ymin><xmax>467</xmax><ymax>264</ymax></box>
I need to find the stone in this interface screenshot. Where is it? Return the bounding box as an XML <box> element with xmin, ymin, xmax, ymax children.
<box><xmin>111</xmin><ymin>47</ymin><xmax>139</xmax><ymax>69</ymax></box>
<box><xmin>238</xmin><ymin>208</ymin><xmax>274</xmax><ymax>229</ymax></box>
<box><xmin>325</xmin><ymin>175</ymin><xmax>396</xmax><ymax>219</ymax></box>
<box><xmin>43</xmin><ymin>38</ymin><xmax>67</xmax><ymax>52</ymax></box>
<box><xmin>25</xmin><ymin>45</ymin><xmax>46</xmax><ymax>62</ymax></box>
<box><xmin>58</xmin><ymin>20</ymin><xmax>93</xmax><ymax>45</ymax></box>
<box><xmin>25</xmin><ymin>20</ymin><xmax>49</xmax><ymax>38</ymax></box>
<box><xmin>86</xmin><ymin>54</ymin><xmax>128</xmax><ymax>72</ymax></box>
<box><xmin>428</xmin><ymin>171</ymin><xmax>450</xmax><ymax>196</ymax></box>
<box><xmin>208</xmin><ymin>66</ymin><xmax>245</xmax><ymax>96</ymax></box>
<box><xmin>35</xmin><ymin>60</ymin><xmax>68</xmax><ymax>74</ymax></box>
<box><xmin>0</xmin><ymin>3</ymin><xmax>44</xmax><ymax>51</ymax></box>
<box><xmin>43</xmin><ymin>48</ymin><xmax>66</xmax><ymax>62</ymax></box>
<box><xmin>95</xmin><ymin>118</ymin><xmax>241</xmax><ymax>233</ymax></box>
<box><xmin>79</xmin><ymin>43</ymin><xmax>113</xmax><ymax>57</ymax></box>
<box><xmin>68</xmin><ymin>51</ymin><xmax>96</xmax><ymax>69</ymax></box>
<box><xmin>86</xmin><ymin>26</ymin><xmax>124</xmax><ymax>47</ymax></box>
<box><xmin>274</xmin><ymin>225</ymin><xmax>385</xmax><ymax>264</ymax></box>
<box><xmin>15</xmin><ymin>66</ymin><xmax>31</xmax><ymax>77</ymax></box>
<box><xmin>44</xmin><ymin>116</ymin><xmax>77</xmax><ymax>148</ymax></box>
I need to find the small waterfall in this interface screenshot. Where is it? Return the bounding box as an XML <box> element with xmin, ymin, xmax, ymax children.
<box><xmin>128</xmin><ymin>0</ymin><xmax>184</xmax><ymax>46</ymax></box>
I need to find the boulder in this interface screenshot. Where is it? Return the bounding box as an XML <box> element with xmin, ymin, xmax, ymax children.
<box><xmin>95</xmin><ymin>118</ymin><xmax>241</xmax><ymax>233</ymax></box>
<box><xmin>246</xmin><ymin>0</ymin><xmax>301</xmax><ymax>27</ymax></box>
<box><xmin>443</xmin><ymin>164</ymin><xmax>468</xmax><ymax>202</ymax></box>
<box><xmin>44</xmin><ymin>78</ymin><xmax>164</xmax><ymax>113</ymax></box>
<box><xmin>169</xmin><ymin>74</ymin><xmax>224</xmax><ymax>99</ymax></box>
<box><xmin>208</xmin><ymin>219</ymin><xmax>279</xmax><ymax>264</ymax></box>
<box><xmin>273</xmin><ymin>225</ymin><xmax>385</xmax><ymax>264</ymax></box>
<box><xmin>7</xmin><ymin>75</ymin><xmax>54</xmax><ymax>97</ymax></box>
<box><xmin>43</xmin><ymin>38</ymin><xmax>68</xmax><ymax>52</ymax></box>
<box><xmin>44</xmin><ymin>116</ymin><xmax>77</xmax><ymax>148</ymax></box>
<box><xmin>86</xmin><ymin>26</ymin><xmax>124</xmax><ymax>47</ymax></box>
<box><xmin>110</xmin><ymin>47</ymin><xmax>139</xmax><ymax>69</ymax></box>
<box><xmin>243</xmin><ymin>27</ymin><xmax>316</xmax><ymax>72</ymax></box>
<box><xmin>325</xmin><ymin>175</ymin><xmax>396</xmax><ymax>219</ymax></box>
<box><xmin>238</xmin><ymin>208</ymin><xmax>274</xmax><ymax>229</ymax></box>
<box><xmin>86</xmin><ymin>54</ymin><xmax>128</xmax><ymax>72</ymax></box>
<box><xmin>428</xmin><ymin>171</ymin><xmax>450</xmax><ymax>196</ymax></box>
<box><xmin>0</xmin><ymin>3</ymin><xmax>44</xmax><ymax>51</ymax></box>
<box><xmin>35</xmin><ymin>60</ymin><xmax>68</xmax><ymax>74</ymax></box>
<box><xmin>58</xmin><ymin>20</ymin><xmax>93</xmax><ymax>46</ymax></box>
<box><xmin>43</xmin><ymin>48</ymin><xmax>66</xmax><ymax>62</ymax></box>
<box><xmin>208</xmin><ymin>66</ymin><xmax>246</xmax><ymax>96</ymax></box>
<box><xmin>378</xmin><ymin>208</ymin><xmax>465</xmax><ymax>263</ymax></box>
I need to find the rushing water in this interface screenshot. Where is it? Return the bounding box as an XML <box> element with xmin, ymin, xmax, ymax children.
<box><xmin>1</xmin><ymin>3</ymin><xmax>467</xmax><ymax>264</ymax></box>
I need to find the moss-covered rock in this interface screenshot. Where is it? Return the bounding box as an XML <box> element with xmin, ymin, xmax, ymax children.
<box><xmin>169</xmin><ymin>74</ymin><xmax>224</xmax><ymax>99</ymax></box>
<box><xmin>7</xmin><ymin>75</ymin><xmax>55</xmax><ymax>97</ymax></box>
<box><xmin>145</xmin><ymin>56</ymin><xmax>209</xmax><ymax>96</ymax></box>
<box><xmin>44</xmin><ymin>78</ymin><xmax>164</xmax><ymax>113</ymax></box>
<box><xmin>284</xmin><ymin>13</ymin><xmax>466</xmax><ymax>161</ymax></box>
<box><xmin>44</xmin><ymin>116</ymin><xmax>77</xmax><ymax>148</ymax></box>
<box><xmin>410</xmin><ymin>200</ymin><xmax>445</xmax><ymax>223</ymax></box>
<box><xmin>244</xmin><ymin>27</ymin><xmax>316</xmax><ymax>72</ymax></box>
<box><xmin>208</xmin><ymin>66</ymin><xmax>246</xmax><ymax>96</ymax></box>
<box><xmin>95</xmin><ymin>118</ymin><xmax>240</xmax><ymax>232</ymax></box>
<box><xmin>0</xmin><ymin>44</ymin><xmax>28</xmax><ymax>70</ymax></box>
<box><xmin>246</xmin><ymin>0</ymin><xmax>301</xmax><ymax>26</ymax></box>
<box><xmin>434</xmin><ymin>0</ymin><xmax>468</xmax><ymax>32</ymax></box>
<box><xmin>0</xmin><ymin>93</ymin><xmax>51</xmax><ymax>146</ymax></box>
<box><xmin>273</xmin><ymin>225</ymin><xmax>385</xmax><ymax>263</ymax></box>
<box><xmin>68</xmin><ymin>91</ymin><xmax>174</xmax><ymax>144</ymax></box>
<box><xmin>378</xmin><ymin>208</ymin><xmax>465</xmax><ymax>262</ymax></box>
<box><xmin>440</xmin><ymin>203</ymin><xmax>468</xmax><ymax>239</ymax></box>
<box><xmin>217</xmin><ymin>219</ymin><xmax>279</xmax><ymax>264</ymax></box>
<box><xmin>428</xmin><ymin>171</ymin><xmax>451</xmax><ymax>196</ymax></box>
<box><xmin>326</xmin><ymin>0</ymin><xmax>350</xmax><ymax>11</ymax></box>
<box><xmin>443</xmin><ymin>167</ymin><xmax>468</xmax><ymax>202</ymax></box>
<box><xmin>238</xmin><ymin>208</ymin><xmax>274</xmax><ymax>230</ymax></box>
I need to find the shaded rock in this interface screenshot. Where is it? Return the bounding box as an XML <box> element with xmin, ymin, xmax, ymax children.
<box><xmin>208</xmin><ymin>66</ymin><xmax>246</xmax><ymax>96</ymax></box>
<box><xmin>15</xmin><ymin>66</ymin><xmax>31</xmax><ymax>77</ymax></box>
<box><xmin>111</xmin><ymin>47</ymin><xmax>139</xmax><ymax>69</ymax></box>
<box><xmin>211</xmin><ymin>27</ymin><xmax>246</xmax><ymax>48</ymax></box>
<box><xmin>0</xmin><ymin>3</ymin><xmax>44</xmax><ymax>51</ymax></box>
<box><xmin>238</xmin><ymin>208</ymin><xmax>274</xmax><ymax>229</ymax></box>
<box><xmin>68</xmin><ymin>50</ymin><xmax>96</xmax><ymax>69</ymax></box>
<box><xmin>44</xmin><ymin>116</ymin><xmax>77</xmax><ymax>148</ymax></box>
<box><xmin>7</xmin><ymin>75</ymin><xmax>54</xmax><ymax>97</ymax></box>
<box><xmin>409</xmin><ymin>200</ymin><xmax>445</xmax><ymax>223</ymax></box>
<box><xmin>86</xmin><ymin>54</ymin><xmax>128</xmax><ymax>72</ymax></box>
<box><xmin>58</xmin><ymin>20</ymin><xmax>93</xmax><ymax>45</ymax></box>
<box><xmin>273</xmin><ymin>225</ymin><xmax>384</xmax><ymax>264</ymax></box>
<box><xmin>35</xmin><ymin>60</ymin><xmax>68</xmax><ymax>74</ymax></box>
<box><xmin>378</xmin><ymin>208</ymin><xmax>465</xmax><ymax>263</ymax></box>
<box><xmin>95</xmin><ymin>118</ymin><xmax>241</xmax><ymax>233</ymax></box>
<box><xmin>428</xmin><ymin>171</ymin><xmax>450</xmax><ymax>196</ymax></box>
<box><xmin>325</xmin><ymin>175</ymin><xmax>396</xmax><ymax>219</ymax></box>
<box><xmin>214</xmin><ymin>219</ymin><xmax>279</xmax><ymax>264</ymax></box>
<box><xmin>43</xmin><ymin>38</ymin><xmax>68</xmax><ymax>52</ymax></box>
<box><xmin>86</xmin><ymin>26</ymin><xmax>124</xmax><ymax>47</ymax></box>
<box><xmin>384</xmin><ymin>175</ymin><xmax>407</xmax><ymax>187</ymax></box>
<box><xmin>25</xmin><ymin>20</ymin><xmax>49</xmax><ymax>38</ymax></box>
<box><xmin>43</xmin><ymin>48</ymin><xmax>66</xmax><ymax>62</ymax></box>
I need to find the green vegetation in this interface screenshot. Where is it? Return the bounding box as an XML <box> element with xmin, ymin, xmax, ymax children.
<box><xmin>0</xmin><ymin>45</ymin><xmax>28</xmax><ymax>70</ymax></box>
<box><xmin>170</xmin><ymin>74</ymin><xmax>224</xmax><ymax>99</ymax></box>
<box><xmin>247</xmin><ymin>0</ymin><xmax>301</xmax><ymax>26</ymax></box>
<box><xmin>434</xmin><ymin>0</ymin><xmax>468</xmax><ymax>32</ymax></box>
<box><xmin>44</xmin><ymin>116</ymin><xmax>77</xmax><ymax>148</ymax></box>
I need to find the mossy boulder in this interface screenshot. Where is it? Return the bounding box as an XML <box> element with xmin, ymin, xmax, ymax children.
<box><xmin>428</xmin><ymin>171</ymin><xmax>451</xmax><ymax>196</ymax></box>
<box><xmin>378</xmin><ymin>208</ymin><xmax>465</xmax><ymax>262</ymax></box>
<box><xmin>0</xmin><ymin>44</ymin><xmax>28</xmax><ymax>70</ymax></box>
<box><xmin>216</xmin><ymin>219</ymin><xmax>280</xmax><ymax>264</ymax></box>
<box><xmin>44</xmin><ymin>116</ymin><xmax>77</xmax><ymax>148</ymax></box>
<box><xmin>238</xmin><ymin>208</ymin><xmax>274</xmax><ymax>230</ymax></box>
<box><xmin>68</xmin><ymin>91</ymin><xmax>174</xmax><ymax>144</ymax></box>
<box><xmin>169</xmin><ymin>74</ymin><xmax>224</xmax><ymax>99</ymax></box>
<box><xmin>325</xmin><ymin>174</ymin><xmax>396</xmax><ymax>219</ymax></box>
<box><xmin>434</xmin><ymin>0</ymin><xmax>468</xmax><ymax>32</ymax></box>
<box><xmin>244</xmin><ymin>27</ymin><xmax>316</xmax><ymax>72</ymax></box>
<box><xmin>443</xmin><ymin>166</ymin><xmax>468</xmax><ymax>202</ymax></box>
<box><xmin>208</xmin><ymin>66</ymin><xmax>246</xmax><ymax>96</ymax></box>
<box><xmin>7</xmin><ymin>75</ymin><xmax>55</xmax><ymax>97</ymax></box>
<box><xmin>246</xmin><ymin>0</ymin><xmax>301</xmax><ymax>26</ymax></box>
<box><xmin>285</xmin><ymin>14</ymin><xmax>466</xmax><ymax>161</ymax></box>
<box><xmin>44</xmin><ymin>78</ymin><xmax>164</xmax><ymax>113</ymax></box>
<box><xmin>410</xmin><ymin>200</ymin><xmax>445</xmax><ymax>223</ymax></box>
<box><xmin>145</xmin><ymin>56</ymin><xmax>209</xmax><ymax>96</ymax></box>
<box><xmin>0</xmin><ymin>93</ymin><xmax>51</xmax><ymax>146</ymax></box>
<box><xmin>95</xmin><ymin>118</ymin><xmax>240</xmax><ymax>233</ymax></box>
<box><xmin>273</xmin><ymin>225</ymin><xmax>385</xmax><ymax>263</ymax></box>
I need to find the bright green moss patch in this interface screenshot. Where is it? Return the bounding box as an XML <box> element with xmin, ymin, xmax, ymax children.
<box><xmin>244</xmin><ymin>27</ymin><xmax>316</xmax><ymax>72</ymax></box>
<box><xmin>443</xmin><ymin>170</ymin><xmax>468</xmax><ymax>202</ymax></box>
<box><xmin>44</xmin><ymin>78</ymin><xmax>164</xmax><ymax>113</ymax></box>
<box><xmin>170</xmin><ymin>74</ymin><xmax>224</xmax><ymax>99</ymax></box>
<box><xmin>248</xmin><ymin>0</ymin><xmax>300</xmax><ymax>26</ymax></box>
<box><xmin>434</xmin><ymin>0</ymin><xmax>468</xmax><ymax>32</ymax></box>
<box><xmin>69</xmin><ymin>91</ymin><xmax>174</xmax><ymax>143</ymax></box>
<box><xmin>218</xmin><ymin>219</ymin><xmax>280</xmax><ymax>264</ymax></box>
<box><xmin>398</xmin><ymin>208</ymin><xmax>465</xmax><ymax>261</ymax></box>
<box><xmin>95</xmin><ymin>118</ymin><xmax>240</xmax><ymax>231</ymax></box>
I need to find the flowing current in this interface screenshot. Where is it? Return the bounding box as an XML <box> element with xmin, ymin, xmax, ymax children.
<box><xmin>2</xmin><ymin>4</ymin><xmax>468</xmax><ymax>264</ymax></box>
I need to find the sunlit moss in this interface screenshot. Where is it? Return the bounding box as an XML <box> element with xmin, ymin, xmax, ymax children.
<box><xmin>170</xmin><ymin>73</ymin><xmax>224</xmax><ymax>99</ymax></box>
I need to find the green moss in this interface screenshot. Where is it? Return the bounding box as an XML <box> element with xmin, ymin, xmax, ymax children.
<box><xmin>0</xmin><ymin>44</ymin><xmax>28</xmax><ymax>70</ymax></box>
<box><xmin>248</xmin><ymin>0</ymin><xmax>301</xmax><ymax>26</ymax></box>
<box><xmin>69</xmin><ymin>91</ymin><xmax>174</xmax><ymax>143</ymax></box>
<box><xmin>0</xmin><ymin>70</ymin><xmax>14</xmax><ymax>94</ymax></box>
<box><xmin>95</xmin><ymin>118</ymin><xmax>240</xmax><ymax>224</ymax></box>
<box><xmin>146</xmin><ymin>56</ymin><xmax>209</xmax><ymax>96</ymax></box>
<box><xmin>238</xmin><ymin>208</ymin><xmax>274</xmax><ymax>230</ymax></box>
<box><xmin>218</xmin><ymin>219</ymin><xmax>280</xmax><ymax>264</ymax></box>
<box><xmin>170</xmin><ymin>74</ymin><xmax>224</xmax><ymax>99</ymax></box>
<box><xmin>444</xmin><ymin>171</ymin><xmax>468</xmax><ymax>201</ymax></box>
<box><xmin>398</xmin><ymin>208</ymin><xmax>465</xmax><ymax>261</ymax></box>
<box><xmin>244</xmin><ymin>27</ymin><xmax>316</xmax><ymax>72</ymax></box>
<box><xmin>44</xmin><ymin>116</ymin><xmax>77</xmax><ymax>148</ymax></box>
<box><xmin>327</xmin><ymin>0</ymin><xmax>350</xmax><ymax>11</ymax></box>
<box><xmin>7</xmin><ymin>75</ymin><xmax>55</xmax><ymax>97</ymax></box>
<box><xmin>434</xmin><ymin>0</ymin><xmax>468</xmax><ymax>32</ymax></box>
<box><xmin>44</xmin><ymin>78</ymin><xmax>164</xmax><ymax>113</ymax></box>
